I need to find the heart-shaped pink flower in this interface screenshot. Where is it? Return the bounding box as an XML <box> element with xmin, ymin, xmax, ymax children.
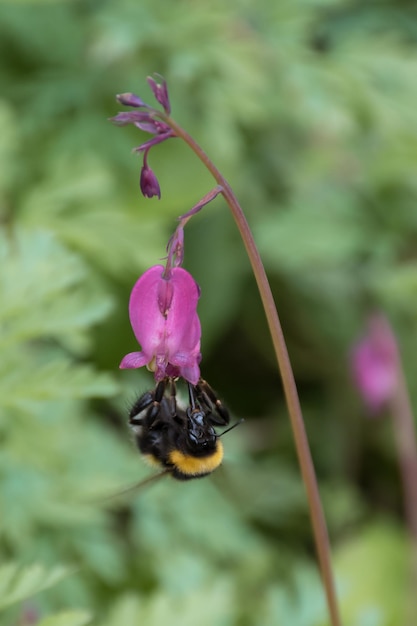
<box><xmin>120</xmin><ymin>265</ymin><xmax>201</xmax><ymax>384</ymax></box>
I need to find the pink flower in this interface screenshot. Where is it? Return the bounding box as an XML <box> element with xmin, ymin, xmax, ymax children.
<box><xmin>351</xmin><ymin>314</ymin><xmax>398</xmax><ymax>414</ymax></box>
<box><xmin>120</xmin><ymin>265</ymin><xmax>201</xmax><ymax>384</ymax></box>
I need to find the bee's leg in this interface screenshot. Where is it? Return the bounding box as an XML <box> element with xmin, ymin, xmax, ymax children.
<box><xmin>147</xmin><ymin>378</ymin><xmax>167</xmax><ymax>420</ymax></box>
<box><xmin>128</xmin><ymin>378</ymin><xmax>168</xmax><ymax>425</ymax></box>
<box><xmin>166</xmin><ymin>378</ymin><xmax>178</xmax><ymax>417</ymax></box>
<box><xmin>187</xmin><ymin>381</ymin><xmax>205</xmax><ymax>421</ymax></box>
<box><xmin>195</xmin><ymin>379</ymin><xmax>230</xmax><ymax>425</ymax></box>
<box><xmin>129</xmin><ymin>390</ymin><xmax>153</xmax><ymax>425</ymax></box>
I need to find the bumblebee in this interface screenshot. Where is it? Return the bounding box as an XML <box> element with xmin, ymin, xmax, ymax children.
<box><xmin>128</xmin><ymin>378</ymin><xmax>232</xmax><ymax>480</ymax></box>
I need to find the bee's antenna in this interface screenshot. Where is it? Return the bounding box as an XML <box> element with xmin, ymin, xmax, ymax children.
<box><xmin>98</xmin><ymin>470</ymin><xmax>170</xmax><ymax>503</ymax></box>
<box><xmin>218</xmin><ymin>418</ymin><xmax>244</xmax><ymax>437</ymax></box>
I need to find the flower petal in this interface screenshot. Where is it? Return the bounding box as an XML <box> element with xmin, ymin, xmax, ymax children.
<box><xmin>120</xmin><ymin>351</ymin><xmax>150</xmax><ymax>369</ymax></box>
<box><xmin>128</xmin><ymin>265</ymin><xmax>167</xmax><ymax>355</ymax></box>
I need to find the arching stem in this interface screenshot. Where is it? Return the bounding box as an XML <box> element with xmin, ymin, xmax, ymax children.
<box><xmin>166</xmin><ymin>116</ymin><xmax>342</xmax><ymax>626</ymax></box>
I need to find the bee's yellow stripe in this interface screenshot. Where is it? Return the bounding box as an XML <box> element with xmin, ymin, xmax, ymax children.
<box><xmin>143</xmin><ymin>453</ymin><xmax>164</xmax><ymax>469</ymax></box>
<box><xmin>168</xmin><ymin>441</ymin><xmax>224</xmax><ymax>477</ymax></box>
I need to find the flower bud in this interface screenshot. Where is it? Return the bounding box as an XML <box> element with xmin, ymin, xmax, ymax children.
<box><xmin>147</xmin><ymin>75</ymin><xmax>171</xmax><ymax>115</ymax></box>
<box><xmin>116</xmin><ymin>92</ymin><xmax>148</xmax><ymax>108</ymax></box>
<box><xmin>140</xmin><ymin>161</ymin><xmax>161</xmax><ymax>199</ymax></box>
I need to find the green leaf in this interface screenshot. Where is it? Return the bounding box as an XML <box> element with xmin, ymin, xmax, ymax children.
<box><xmin>0</xmin><ymin>228</ymin><xmax>113</xmax><ymax>352</ymax></box>
<box><xmin>18</xmin><ymin>152</ymin><xmax>168</xmax><ymax>277</ymax></box>
<box><xmin>37</xmin><ymin>610</ymin><xmax>92</xmax><ymax>626</ymax></box>
<box><xmin>371</xmin><ymin>262</ymin><xmax>417</xmax><ymax>314</ymax></box>
<box><xmin>0</xmin><ymin>101</ymin><xmax>19</xmax><ymax>196</ymax></box>
<box><xmin>101</xmin><ymin>583</ymin><xmax>234</xmax><ymax>626</ymax></box>
<box><xmin>257</xmin><ymin>566</ymin><xmax>327</xmax><ymax>626</ymax></box>
<box><xmin>335</xmin><ymin>520</ymin><xmax>408</xmax><ymax>626</ymax></box>
<box><xmin>0</xmin><ymin>563</ymin><xmax>72</xmax><ymax>611</ymax></box>
<box><xmin>255</xmin><ymin>201</ymin><xmax>366</xmax><ymax>273</ymax></box>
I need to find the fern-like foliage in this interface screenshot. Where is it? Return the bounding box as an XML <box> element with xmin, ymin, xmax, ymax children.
<box><xmin>0</xmin><ymin>0</ymin><xmax>415</xmax><ymax>624</ymax></box>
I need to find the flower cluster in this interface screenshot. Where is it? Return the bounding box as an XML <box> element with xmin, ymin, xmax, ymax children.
<box><xmin>114</xmin><ymin>77</ymin><xmax>215</xmax><ymax>388</ymax></box>
<box><xmin>110</xmin><ymin>76</ymin><xmax>173</xmax><ymax>199</ymax></box>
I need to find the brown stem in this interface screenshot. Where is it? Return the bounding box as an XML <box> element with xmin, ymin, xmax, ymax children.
<box><xmin>389</xmin><ymin>357</ymin><xmax>417</xmax><ymax>625</ymax></box>
<box><xmin>166</xmin><ymin>117</ymin><xmax>342</xmax><ymax>626</ymax></box>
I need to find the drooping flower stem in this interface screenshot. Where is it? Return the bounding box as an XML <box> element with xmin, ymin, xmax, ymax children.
<box><xmin>390</xmin><ymin>366</ymin><xmax>417</xmax><ymax>539</ymax></box>
<box><xmin>388</xmin><ymin>344</ymin><xmax>417</xmax><ymax>626</ymax></box>
<box><xmin>165</xmin><ymin>116</ymin><xmax>342</xmax><ymax>626</ymax></box>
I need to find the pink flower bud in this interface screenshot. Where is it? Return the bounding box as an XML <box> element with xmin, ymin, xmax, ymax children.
<box><xmin>116</xmin><ymin>92</ymin><xmax>148</xmax><ymax>108</ymax></box>
<box><xmin>147</xmin><ymin>75</ymin><xmax>171</xmax><ymax>115</ymax></box>
<box><xmin>140</xmin><ymin>161</ymin><xmax>161</xmax><ymax>199</ymax></box>
<box><xmin>120</xmin><ymin>265</ymin><xmax>202</xmax><ymax>384</ymax></box>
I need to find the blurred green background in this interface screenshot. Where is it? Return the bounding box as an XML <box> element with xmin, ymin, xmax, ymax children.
<box><xmin>1</xmin><ymin>0</ymin><xmax>417</xmax><ymax>624</ymax></box>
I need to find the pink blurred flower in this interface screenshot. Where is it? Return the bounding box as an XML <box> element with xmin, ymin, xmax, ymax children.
<box><xmin>120</xmin><ymin>265</ymin><xmax>201</xmax><ymax>384</ymax></box>
<box><xmin>351</xmin><ymin>314</ymin><xmax>399</xmax><ymax>414</ymax></box>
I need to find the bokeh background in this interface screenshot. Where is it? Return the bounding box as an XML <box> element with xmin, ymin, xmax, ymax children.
<box><xmin>1</xmin><ymin>1</ymin><xmax>417</xmax><ymax>624</ymax></box>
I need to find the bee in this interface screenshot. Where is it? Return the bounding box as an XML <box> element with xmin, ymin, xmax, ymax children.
<box><xmin>128</xmin><ymin>377</ymin><xmax>238</xmax><ymax>481</ymax></box>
